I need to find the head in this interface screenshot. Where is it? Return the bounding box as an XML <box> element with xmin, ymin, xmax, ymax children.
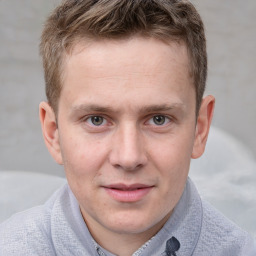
<box><xmin>40</xmin><ymin>0</ymin><xmax>207</xmax><ymax>115</ymax></box>
<box><xmin>39</xmin><ymin>0</ymin><xmax>214</xmax><ymax>254</ymax></box>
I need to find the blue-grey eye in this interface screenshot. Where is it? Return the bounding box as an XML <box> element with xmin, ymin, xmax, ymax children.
<box><xmin>90</xmin><ymin>116</ymin><xmax>104</xmax><ymax>126</ymax></box>
<box><xmin>153</xmin><ymin>115</ymin><xmax>166</xmax><ymax>125</ymax></box>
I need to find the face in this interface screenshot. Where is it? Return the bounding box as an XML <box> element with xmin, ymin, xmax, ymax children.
<box><xmin>40</xmin><ymin>37</ymin><xmax>214</xmax><ymax>245</ymax></box>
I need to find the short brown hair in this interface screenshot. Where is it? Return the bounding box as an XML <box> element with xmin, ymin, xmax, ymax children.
<box><xmin>40</xmin><ymin>0</ymin><xmax>207</xmax><ymax>114</ymax></box>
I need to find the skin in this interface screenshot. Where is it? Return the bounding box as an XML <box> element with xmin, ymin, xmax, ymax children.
<box><xmin>40</xmin><ymin>36</ymin><xmax>214</xmax><ymax>256</ymax></box>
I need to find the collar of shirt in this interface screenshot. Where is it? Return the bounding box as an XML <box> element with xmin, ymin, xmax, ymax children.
<box><xmin>51</xmin><ymin>177</ymin><xmax>202</xmax><ymax>256</ymax></box>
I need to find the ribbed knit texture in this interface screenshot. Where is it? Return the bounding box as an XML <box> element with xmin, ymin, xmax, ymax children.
<box><xmin>0</xmin><ymin>178</ymin><xmax>255</xmax><ymax>256</ymax></box>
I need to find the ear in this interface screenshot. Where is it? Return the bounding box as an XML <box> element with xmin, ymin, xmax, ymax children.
<box><xmin>191</xmin><ymin>95</ymin><xmax>215</xmax><ymax>159</ymax></box>
<box><xmin>39</xmin><ymin>102</ymin><xmax>63</xmax><ymax>165</ymax></box>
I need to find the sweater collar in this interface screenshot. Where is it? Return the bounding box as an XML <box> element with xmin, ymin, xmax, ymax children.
<box><xmin>134</xmin><ymin>177</ymin><xmax>203</xmax><ymax>256</ymax></box>
<box><xmin>52</xmin><ymin>177</ymin><xmax>202</xmax><ymax>256</ymax></box>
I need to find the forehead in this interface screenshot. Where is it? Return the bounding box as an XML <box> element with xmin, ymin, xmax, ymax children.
<box><xmin>77</xmin><ymin>36</ymin><xmax>187</xmax><ymax>64</ymax></box>
<box><xmin>63</xmin><ymin>36</ymin><xmax>191</xmax><ymax>83</ymax></box>
<box><xmin>60</xmin><ymin>36</ymin><xmax>195</xmax><ymax>113</ymax></box>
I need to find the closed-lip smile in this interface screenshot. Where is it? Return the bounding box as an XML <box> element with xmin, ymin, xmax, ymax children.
<box><xmin>102</xmin><ymin>183</ymin><xmax>154</xmax><ymax>202</ymax></box>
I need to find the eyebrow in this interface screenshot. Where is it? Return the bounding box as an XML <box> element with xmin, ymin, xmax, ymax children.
<box><xmin>70</xmin><ymin>104</ymin><xmax>116</xmax><ymax>114</ymax></box>
<box><xmin>139</xmin><ymin>103</ymin><xmax>185</xmax><ymax>113</ymax></box>
<box><xmin>71</xmin><ymin>103</ymin><xmax>185</xmax><ymax>113</ymax></box>
<box><xmin>70</xmin><ymin>103</ymin><xmax>185</xmax><ymax>115</ymax></box>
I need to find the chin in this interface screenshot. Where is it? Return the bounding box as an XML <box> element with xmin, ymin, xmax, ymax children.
<box><xmin>105</xmin><ymin>211</ymin><xmax>168</xmax><ymax>235</ymax></box>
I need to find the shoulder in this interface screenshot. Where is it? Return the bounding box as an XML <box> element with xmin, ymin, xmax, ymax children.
<box><xmin>0</xmin><ymin>184</ymin><xmax>68</xmax><ymax>256</ymax></box>
<box><xmin>194</xmin><ymin>199</ymin><xmax>256</xmax><ymax>256</ymax></box>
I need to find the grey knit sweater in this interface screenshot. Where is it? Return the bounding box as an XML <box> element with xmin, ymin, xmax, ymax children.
<box><xmin>0</xmin><ymin>178</ymin><xmax>255</xmax><ymax>256</ymax></box>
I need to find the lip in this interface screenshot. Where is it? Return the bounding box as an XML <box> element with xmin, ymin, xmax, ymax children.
<box><xmin>103</xmin><ymin>183</ymin><xmax>154</xmax><ymax>202</ymax></box>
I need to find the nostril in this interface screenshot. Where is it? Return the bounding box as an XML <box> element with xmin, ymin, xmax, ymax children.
<box><xmin>108</xmin><ymin>132</ymin><xmax>148</xmax><ymax>170</ymax></box>
<box><xmin>113</xmin><ymin>163</ymin><xmax>144</xmax><ymax>172</ymax></box>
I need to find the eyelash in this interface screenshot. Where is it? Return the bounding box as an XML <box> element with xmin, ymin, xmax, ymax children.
<box><xmin>84</xmin><ymin>114</ymin><xmax>172</xmax><ymax>128</ymax></box>
<box><xmin>81</xmin><ymin>115</ymin><xmax>110</xmax><ymax>133</ymax></box>
<box><xmin>86</xmin><ymin>116</ymin><xmax>107</xmax><ymax>126</ymax></box>
<box><xmin>146</xmin><ymin>115</ymin><xmax>171</xmax><ymax>126</ymax></box>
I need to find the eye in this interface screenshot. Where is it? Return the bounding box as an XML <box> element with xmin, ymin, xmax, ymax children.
<box><xmin>86</xmin><ymin>116</ymin><xmax>106</xmax><ymax>126</ymax></box>
<box><xmin>148</xmin><ymin>115</ymin><xmax>171</xmax><ymax>126</ymax></box>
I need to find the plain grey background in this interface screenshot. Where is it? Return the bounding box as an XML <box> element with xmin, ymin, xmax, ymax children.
<box><xmin>0</xmin><ymin>0</ymin><xmax>255</xmax><ymax>176</ymax></box>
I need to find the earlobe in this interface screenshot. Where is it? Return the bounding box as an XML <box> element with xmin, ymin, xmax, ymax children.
<box><xmin>39</xmin><ymin>102</ymin><xmax>63</xmax><ymax>165</ymax></box>
<box><xmin>191</xmin><ymin>95</ymin><xmax>215</xmax><ymax>159</ymax></box>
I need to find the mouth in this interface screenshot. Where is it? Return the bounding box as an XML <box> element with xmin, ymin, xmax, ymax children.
<box><xmin>102</xmin><ymin>183</ymin><xmax>154</xmax><ymax>202</ymax></box>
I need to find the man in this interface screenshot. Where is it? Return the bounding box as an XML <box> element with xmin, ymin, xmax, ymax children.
<box><xmin>0</xmin><ymin>0</ymin><xmax>255</xmax><ymax>255</ymax></box>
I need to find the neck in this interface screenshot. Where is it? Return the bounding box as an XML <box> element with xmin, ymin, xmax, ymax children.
<box><xmin>82</xmin><ymin>211</ymin><xmax>172</xmax><ymax>256</ymax></box>
<box><xmin>96</xmin><ymin>232</ymin><xmax>154</xmax><ymax>256</ymax></box>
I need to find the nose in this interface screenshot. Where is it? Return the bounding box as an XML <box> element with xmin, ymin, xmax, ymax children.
<box><xmin>109</xmin><ymin>123</ymin><xmax>147</xmax><ymax>171</ymax></box>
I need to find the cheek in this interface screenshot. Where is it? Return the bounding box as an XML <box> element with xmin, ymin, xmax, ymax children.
<box><xmin>149</xmin><ymin>133</ymin><xmax>193</xmax><ymax>192</ymax></box>
<box><xmin>150</xmin><ymin>134</ymin><xmax>193</xmax><ymax>169</ymax></box>
<box><xmin>61</xmin><ymin>137</ymin><xmax>107</xmax><ymax>203</ymax></box>
<box><xmin>60</xmin><ymin>133</ymin><xmax>108</xmax><ymax>177</ymax></box>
